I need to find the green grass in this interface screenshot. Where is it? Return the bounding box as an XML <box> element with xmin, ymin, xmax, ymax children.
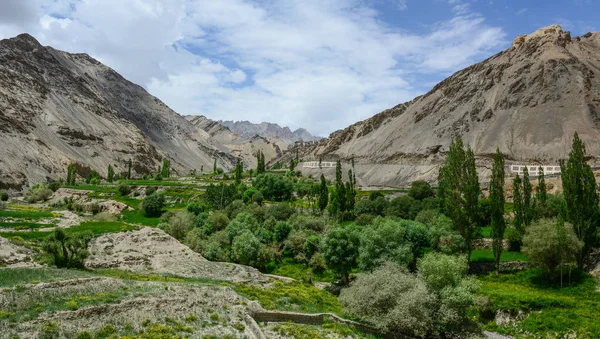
<box><xmin>470</xmin><ymin>249</ymin><xmax>528</xmax><ymax>263</ymax></box>
<box><xmin>268</xmin><ymin>258</ymin><xmax>335</xmax><ymax>282</ymax></box>
<box><xmin>122</xmin><ymin>209</ymin><xmax>161</xmax><ymax>226</ymax></box>
<box><xmin>0</xmin><ymin>268</ymin><xmax>94</xmax><ymax>287</ymax></box>
<box><xmin>0</xmin><ymin>210</ymin><xmax>55</xmax><ymax>219</ymax></box>
<box><xmin>269</xmin><ymin>321</ymin><xmax>380</xmax><ymax>339</ymax></box>
<box><xmin>0</xmin><ymin>221</ymin><xmax>54</xmax><ymax>229</ymax></box>
<box><xmin>0</xmin><ymin>231</ymin><xmax>53</xmax><ymax>241</ymax></box>
<box><xmin>478</xmin><ymin>269</ymin><xmax>600</xmax><ymax>338</ymax></box>
<box><xmin>0</xmin><ymin>221</ymin><xmax>137</xmax><ymax>241</ymax></box>
<box><xmin>234</xmin><ymin>280</ymin><xmax>342</xmax><ymax>314</ymax></box>
<box><xmin>479</xmin><ymin>226</ymin><xmax>507</xmax><ymax>238</ymax></box>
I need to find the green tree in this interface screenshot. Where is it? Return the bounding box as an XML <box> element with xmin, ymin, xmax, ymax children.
<box><xmin>127</xmin><ymin>159</ymin><xmax>132</xmax><ymax>180</ymax></box>
<box><xmin>42</xmin><ymin>229</ymin><xmax>94</xmax><ymax>268</ymax></box>
<box><xmin>253</xmin><ymin>173</ymin><xmax>293</xmax><ymax>201</ymax></box>
<box><xmin>66</xmin><ymin>163</ymin><xmax>76</xmax><ymax>185</ymax></box>
<box><xmin>536</xmin><ymin>166</ymin><xmax>547</xmax><ymax>207</ymax></box>
<box><xmin>213</xmin><ymin>158</ymin><xmax>217</xmax><ymax>174</ymax></box>
<box><xmin>256</xmin><ymin>151</ymin><xmax>266</xmax><ymax>174</ymax></box>
<box><xmin>321</xmin><ymin>225</ymin><xmax>360</xmax><ymax>284</ymax></box>
<box><xmin>161</xmin><ymin>158</ymin><xmax>171</xmax><ymax>178</ymax></box>
<box><xmin>231</xmin><ymin>231</ymin><xmax>269</xmax><ymax>268</ymax></box>
<box><xmin>358</xmin><ymin>217</ymin><xmax>415</xmax><ymax>271</ymax></box>
<box><xmin>334</xmin><ymin>160</ymin><xmax>347</xmax><ymax>218</ymax></box>
<box><xmin>204</xmin><ymin>183</ymin><xmax>238</xmax><ymax>210</ymax></box>
<box><xmin>141</xmin><ymin>193</ymin><xmax>165</xmax><ymax>217</ymax></box>
<box><xmin>235</xmin><ymin>158</ymin><xmax>243</xmax><ymax>184</ymax></box>
<box><xmin>409</xmin><ymin>180</ymin><xmax>434</xmax><ymax>200</ymax></box>
<box><xmin>560</xmin><ymin>132</ymin><xmax>600</xmax><ymax>269</ymax></box>
<box><xmin>513</xmin><ymin>174</ymin><xmax>524</xmax><ymax>245</ymax></box>
<box><xmin>522</xmin><ymin>218</ymin><xmax>583</xmax><ymax>280</ymax></box>
<box><xmin>318</xmin><ymin>174</ymin><xmax>329</xmax><ymax>213</ymax></box>
<box><xmin>489</xmin><ymin>148</ymin><xmax>506</xmax><ymax>274</ymax></box>
<box><xmin>522</xmin><ymin>166</ymin><xmax>534</xmax><ymax>226</ymax></box>
<box><xmin>438</xmin><ymin>137</ymin><xmax>480</xmax><ymax>264</ymax></box>
<box><xmin>107</xmin><ymin>164</ymin><xmax>115</xmax><ymax>183</ymax></box>
<box><xmin>163</xmin><ymin>211</ymin><xmax>194</xmax><ymax>240</ymax></box>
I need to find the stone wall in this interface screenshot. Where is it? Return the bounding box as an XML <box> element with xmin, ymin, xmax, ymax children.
<box><xmin>470</xmin><ymin>261</ymin><xmax>533</xmax><ymax>274</ymax></box>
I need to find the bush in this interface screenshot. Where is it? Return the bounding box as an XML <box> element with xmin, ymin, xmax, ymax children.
<box><xmin>358</xmin><ymin>217</ymin><xmax>414</xmax><ymax>271</ymax></box>
<box><xmin>206</xmin><ymin>212</ymin><xmax>229</xmax><ymax>234</ymax></box>
<box><xmin>186</xmin><ymin>201</ymin><xmax>205</xmax><ymax>215</ymax></box>
<box><xmin>226</xmin><ymin>212</ymin><xmax>260</xmax><ymax>243</ymax></box>
<box><xmin>145</xmin><ymin>186</ymin><xmax>156</xmax><ymax>196</ymax></box>
<box><xmin>42</xmin><ymin>229</ymin><xmax>94</xmax><ymax>268</ymax></box>
<box><xmin>0</xmin><ymin>190</ymin><xmax>8</xmax><ymax>202</ymax></box>
<box><xmin>224</xmin><ymin>200</ymin><xmax>245</xmax><ymax>219</ymax></box>
<box><xmin>274</xmin><ymin>221</ymin><xmax>292</xmax><ymax>242</ymax></box>
<box><xmin>118</xmin><ymin>184</ymin><xmax>132</xmax><ymax>196</ymax></box>
<box><xmin>266</xmin><ymin>203</ymin><xmax>296</xmax><ymax>221</ymax></box>
<box><xmin>252</xmin><ymin>191</ymin><xmax>264</xmax><ymax>205</ymax></box>
<box><xmin>284</xmin><ymin>230</ymin><xmax>311</xmax><ymax>263</ymax></box>
<box><xmin>341</xmin><ymin>254</ymin><xmax>479</xmax><ymax>338</ymax></box>
<box><xmin>291</xmin><ymin>215</ymin><xmax>327</xmax><ymax>232</ymax></box>
<box><xmin>427</xmin><ymin>214</ymin><xmax>465</xmax><ymax>255</ymax></box>
<box><xmin>386</xmin><ymin>196</ymin><xmax>422</xmax><ymax>220</ymax></box>
<box><xmin>522</xmin><ymin>218</ymin><xmax>583</xmax><ymax>279</ymax></box>
<box><xmin>231</xmin><ymin>231</ymin><xmax>270</xmax><ymax>268</ymax></box>
<box><xmin>47</xmin><ymin>181</ymin><xmax>62</xmax><ymax>192</ymax></box>
<box><xmin>184</xmin><ymin>227</ymin><xmax>206</xmax><ymax>253</ymax></box>
<box><xmin>355</xmin><ymin>213</ymin><xmax>375</xmax><ymax>226</ymax></box>
<box><xmin>408</xmin><ymin>180</ymin><xmax>434</xmax><ymax>200</ymax></box>
<box><xmin>24</xmin><ymin>186</ymin><xmax>53</xmax><ymax>203</ymax></box>
<box><xmin>164</xmin><ymin>210</ymin><xmax>195</xmax><ymax>240</ymax></box>
<box><xmin>90</xmin><ymin>203</ymin><xmax>101</xmax><ymax>215</ymax></box>
<box><xmin>203</xmin><ymin>241</ymin><xmax>228</xmax><ymax>261</ymax></box>
<box><xmin>141</xmin><ymin>193</ymin><xmax>165</xmax><ymax>217</ymax></box>
<box><xmin>354</xmin><ymin>197</ymin><xmax>387</xmax><ymax>216</ymax></box>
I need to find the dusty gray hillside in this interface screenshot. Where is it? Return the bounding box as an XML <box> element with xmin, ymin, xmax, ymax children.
<box><xmin>306</xmin><ymin>25</ymin><xmax>600</xmax><ymax>186</ymax></box>
<box><xmin>186</xmin><ymin>115</ymin><xmax>285</xmax><ymax>168</ymax></box>
<box><xmin>0</xmin><ymin>34</ymin><xmax>236</xmax><ymax>189</ymax></box>
<box><xmin>220</xmin><ymin>119</ymin><xmax>321</xmax><ymax>144</ymax></box>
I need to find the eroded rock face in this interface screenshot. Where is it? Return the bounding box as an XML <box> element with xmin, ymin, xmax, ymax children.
<box><xmin>86</xmin><ymin>227</ymin><xmax>267</xmax><ymax>284</ymax></box>
<box><xmin>0</xmin><ymin>237</ymin><xmax>40</xmax><ymax>267</ymax></box>
<box><xmin>307</xmin><ymin>25</ymin><xmax>600</xmax><ymax>187</ymax></box>
<box><xmin>0</xmin><ymin>34</ymin><xmax>237</xmax><ymax>188</ymax></box>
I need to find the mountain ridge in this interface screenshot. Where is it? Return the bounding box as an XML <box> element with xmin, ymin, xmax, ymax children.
<box><xmin>219</xmin><ymin>119</ymin><xmax>321</xmax><ymax>144</ymax></box>
<box><xmin>0</xmin><ymin>33</ymin><xmax>236</xmax><ymax>188</ymax></box>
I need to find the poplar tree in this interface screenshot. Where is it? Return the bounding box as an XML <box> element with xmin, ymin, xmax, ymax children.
<box><xmin>127</xmin><ymin>159</ymin><xmax>132</xmax><ymax>180</ymax></box>
<box><xmin>107</xmin><ymin>164</ymin><xmax>114</xmax><ymax>183</ymax></box>
<box><xmin>256</xmin><ymin>151</ymin><xmax>265</xmax><ymax>174</ymax></box>
<box><xmin>513</xmin><ymin>174</ymin><xmax>524</xmax><ymax>242</ymax></box>
<box><xmin>489</xmin><ymin>148</ymin><xmax>506</xmax><ymax>274</ymax></box>
<box><xmin>522</xmin><ymin>167</ymin><xmax>533</xmax><ymax>226</ymax></box>
<box><xmin>536</xmin><ymin>166</ymin><xmax>547</xmax><ymax>207</ymax></box>
<box><xmin>213</xmin><ymin>159</ymin><xmax>217</xmax><ymax>174</ymax></box>
<box><xmin>235</xmin><ymin>158</ymin><xmax>243</xmax><ymax>184</ymax></box>
<box><xmin>66</xmin><ymin>164</ymin><xmax>76</xmax><ymax>186</ymax></box>
<box><xmin>335</xmin><ymin>160</ymin><xmax>347</xmax><ymax>218</ymax></box>
<box><xmin>560</xmin><ymin>132</ymin><xmax>600</xmax><ymax>269</ymax></box>
<box><xmin>318</xmin><ymin>174</ymin><xmax>329</xmax><ymax>214</ymax></box>
<box><xmin>438</xmin><ymin>137</ymin><xmax>480</xmax><ymax>264</ymax></box>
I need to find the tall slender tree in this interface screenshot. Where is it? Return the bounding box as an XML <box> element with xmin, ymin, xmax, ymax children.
<box><xmin>560</xmin><ymin>132</ymin><xmax>600</xmax><ymax>269</ymax></box>
<box><xmin>161</xmin><ymin>158</ymin><xmax>171</xmax><ymax>178</ymax></box>
<box><xmin>66</xmin><ymin>164</ymin><xmax>76</xmax><ymax>186</ymax></box>
<box><xmin>318</xmin><ymin>174</ymin><xmax>329</xmax><ymax>214</ymax></box>
<box><xmin>438</xmin><ymin>137</ymin><xmax>480</xmax><ymax>264</ymax></box>
<box><xmin>489</xmin><ymin>148</ymin><xmax>506</xmax><ymax>274</ymax></box>
<box><xmin>213</xmin><ymin>158</ymin><xmax>217</xmax><ymax>174</ymax></box>
<box><xmin>235</xmin><ymin>158</ymin><xmax>243</xmax><ymax>184</ymax></box>
<box><xmin>127</xmin><ymin>159</ymin><xmax>132</xmax><ymax>180</ymax></box>
<box><xmin>107</xmin><ymin>164</ymin><xmax>115</xmax><ymax>183</ymax></box>
<box><xmin>522</xmin><ymin>167</ymin><xmax>533</xmax><ymax>226</ymax></box>
<box><xmin>335</xmin><ymin>160</ymin><xmax>347</xmax><ymax>218</ymax></box>
<box><xmin>536</xmin><ymin>166</ymin><xmax>547</xmax><ymax>207</ymax></box>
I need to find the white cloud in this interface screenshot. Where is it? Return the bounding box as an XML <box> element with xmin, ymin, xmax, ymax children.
<box><xmin>0</xmin><ymin>0</ymin><xmax>506</xmax><ymax>136</ymax></box>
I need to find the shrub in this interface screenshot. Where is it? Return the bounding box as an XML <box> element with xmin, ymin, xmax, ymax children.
<box><xmin>252</xmin><ymin>191</ymin><xmax>264</xmax><ymax>205</ymax></box>
<box><xmin>117</xmin><ymin>184</ymin><xmax>132</xmax><ymax>196</ymax></box>
<box><xmin>415</xmin><ymin>209</ymin><xmax>440</xmax><ymax>225</ymax></box>
<box><xmin>427</xmin><ymin>214</ymin><xmax>465</xmax><ymax>255</ymax></box>
<box><xmin>231</xmin><ymin>231</ymin><xmax>270</xmax><ymax>268</ymax></box>
<box><xmin>145</xmin><ymin>186</ymin><xmax>156</xmax><ymax>196</ymax></box>
<box><xmin>203</xmin><ymin>241</ymin><xmax>228</xmax><ymax>261</ymax></box>
<box><xmin>274</xmin><ymin>221</ymin><xmax>292</xmax><ymax>242</ymax></box>
<box><xmin>291</xmin><ymin>215</ymin><xmax>327</xmax><ymax>232</ymax></box>
<box><xmin>47</xmin><ymin>181</ymin><xmax>62</xmax><ymax>192</ymax></box>
<box><xmin>266</xmin><ymin>203</ymin><xmax>296</xmax><ymax>221</ymax></box>
<box><xmin>358</xmin><ymin>217</ymin><xmax>413</xmax><ymax>271</ymax></box>
<box><xmin>24</xmin><ymin>186</ymin><xmax>53</xmax><ymax>203</ymax></box>
<box><xmin>522</xmin><ymin>218</ymin><xmax>583</xmax><ymax>279</ymax></box>
<box><xmin>164</xmin><ymin>210</ymin><xmax>195</xmax><ymax>240</ymax></box>
<box><xmin>284</xmin><ymin>230</ymin><xmax>311</xmax><ymax>263</ymax></box>
<box><xmin>408</xmin><ymin>180</ymin><xmax>434</xmax><ymax>200</ymax></box>
<box><xmin>224</xmin><ymin>199</ymin><xmax>245</xmax><ymax>219</ymax></box>
<box><xmin>226</xmin><ymin>212</ymin><xmax>260</xmax><ymax>243</ymax></box>
<box><xmin>386</xmin><ymin>196</ymin><xmax>422</xmax><ymax>220</ymax></box>
<box><xmin>253</xmin><ymin>173</ymin><xmax>294</xmax><ymax>201</ymax></box>
<box><xmin>184</xmin><ymin>227</ymin><xmax>206</xmax><ymax>253</ymax></box>
<box><xmin>354</xmin><ymin>197</ymin><xmax>387</xmax><ymax>216</ymax></box>
<box><xmin>355</xmin><ymin>213</ymin><xmax>375</xmax><ymax>226</ymax></box>
<box><xmin>0</xmin><ymin>190</ymin><xmax>8</xmax><ymax>202</ymax></box>
<box><xmin>186</xmin><ymin>201</ymin><xmax>206</xmax><ymax>215</ymax></box>
<box><xmin>206</xmin><ymin>212</ymin><xmax>229</xmax><ymax>233</ymax></box>
<box><xmin>90</xmin><ymin>203</ymin><xmax>101</xmax><ymax>215</ymax></box>
<box><xmin>141</xmin><ymin>193</ymin><xmax>165</xmax><ymax>217</ymax></box>
<box><xmin>42</xmin><ymin>229</ymin><xmax>94</xmax><ymax>268</ymax></box>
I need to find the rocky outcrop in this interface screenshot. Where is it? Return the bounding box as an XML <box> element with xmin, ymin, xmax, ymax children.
<box><xmin>0</xmin><ymin>34</ymin><xmax>236</xmax><ymax>188</ymax></box>
<box><xmin>305</xmin><ymin>25</ymin><xmax>600</xmax><ymax>187</ymax></box>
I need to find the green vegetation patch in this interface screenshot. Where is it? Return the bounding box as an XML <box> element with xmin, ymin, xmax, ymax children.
<box><xmin>268</xmin><ymin>321</ymin><xmax>379</xmax><ymax>339</ymax></box>
<box><xmin>235</xmin><ymin>281</ymin><xmax>342</xmax><ymax>314</ymax></box>
<box><xmin>0</xmin><ymin>221</ymin><xmax>54</xmax><ymax>230</ymax></box>
<box><xmin>0</xmin><ymin>210</ymin><xmax>55</xmax><ymax>219</ymax></box>
<box><xmin>470</xmin><ymin>249</ymin><xmax>528</xmax><ymax>263</ymax></box>
<box><xmin>268</xmin><ymin>259</ymin><xmax>335</xmax><ymax>282</ymax></box>
<box><xmin>0</xmin><ymin>268</ymin><xmax>94</xmax><ymax>287</ymax></box>
<box><xmin>478</xmin><ymin>269</ymin><xmax>600</xmax><ymax>338</ymax></box>
<box><xmin>122</xmin><ymin>209</ymin><xmax>161</xmax><ymax>226</ymax></box>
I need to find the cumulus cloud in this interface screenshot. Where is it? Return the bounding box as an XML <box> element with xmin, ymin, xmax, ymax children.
<box><xmin>0</xmin><ymin>0</ymin><xmax>506</xmax><ymax>136</ymax></box>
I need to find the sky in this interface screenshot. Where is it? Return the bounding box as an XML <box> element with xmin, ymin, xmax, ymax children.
<box><xmin>0</xmin><ymin>0</ymin><xmax>597</xmax><ymax>137</ymax></box>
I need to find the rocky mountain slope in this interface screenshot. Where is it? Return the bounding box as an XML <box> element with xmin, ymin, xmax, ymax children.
<box><xmin>220</xmin><ymin>120</ymin><xmax>321</xmax><ymax>144</ymax></box>
<box><xmin>306</xmin><ymin>25</ymin><xmax>600</xmax><ymax>186</ymax></box>
<box><xmin>186</xmin><ymin>115</ymin><xmax>284</xmax><ymax>169</ymax></box>
<box><xmin>0</xmin><ymin>34</ymin><xmax>236</xmax><ymax>189</ymax></box>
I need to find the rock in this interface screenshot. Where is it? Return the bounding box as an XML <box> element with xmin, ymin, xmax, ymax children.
<box><xmin>0</xmin><ymin>237</ymin><xmax>41</xmax><ymax>267</ymax></box>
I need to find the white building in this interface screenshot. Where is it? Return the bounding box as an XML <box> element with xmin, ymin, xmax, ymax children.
<box><xmin>302</xmin><ymin>161</ymin><xmax>337</xmax><ymax>168</ymax></box>
<box><xmin>509</xmin><ymin>164</ymin><xmax>561</xmax><ymax>176</ymax></box>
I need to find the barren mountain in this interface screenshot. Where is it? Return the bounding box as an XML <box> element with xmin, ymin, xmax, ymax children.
<box><xmin>0</xmin><ymin>34</ymin><xmax>236</xmax><ymax>189</ymax></box>
<box><xmin>185</xmin><ymin>115</ymin><xmax>284</xmax><ymax>169</ymax></box>
<box><xmin>305</xmin><ymin>25</ymin><xmax>600</xmax><ymax>187</ymax></box>
<box><xmin>219</xmin><ymin>120</ymin><xmax>321</xmax><ymax>144</ymax></box>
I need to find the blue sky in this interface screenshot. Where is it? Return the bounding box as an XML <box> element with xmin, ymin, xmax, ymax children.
<box><xmin>0</xmin><ymin>0</ymin><xmax>597</xmax><ymax>136</ymax></box>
